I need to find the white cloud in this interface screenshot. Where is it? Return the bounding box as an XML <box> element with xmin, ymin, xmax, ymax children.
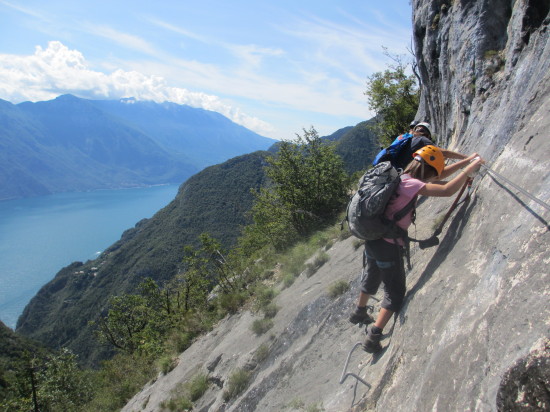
<box><xmin>0</xmin><ymin>41</ymin><xmax>275</xmax><ymax>136</ymax></box>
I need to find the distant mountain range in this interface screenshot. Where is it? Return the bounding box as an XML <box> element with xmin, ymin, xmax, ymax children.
<box><xmin>0</xmin><ymin>95</ymin><xmax>276</xmax><ymax>200</ymax></box>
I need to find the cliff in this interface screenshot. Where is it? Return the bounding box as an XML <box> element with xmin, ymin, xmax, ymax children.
<box><xmin>121</xmin><ymin>1</ymin><xmax>550</xmax><ymax>411</ymax></box>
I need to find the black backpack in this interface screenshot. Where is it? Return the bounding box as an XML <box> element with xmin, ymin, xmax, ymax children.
<box><xmin>345</xmin><ymin>161</ymin><xmax>416</xmax><ymax>241</ymax></box>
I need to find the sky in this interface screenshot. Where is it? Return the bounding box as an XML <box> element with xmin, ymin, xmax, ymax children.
<box><xmin>0</xmin><ymin>0</ymin><xmax>413</xmax><ymax>140</ymax></box>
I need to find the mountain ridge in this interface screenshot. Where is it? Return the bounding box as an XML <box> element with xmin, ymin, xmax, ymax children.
<box><xmin>0</xmin><ymin>95</ymin><xmax>275</xmax><ymax>200</ymax></box>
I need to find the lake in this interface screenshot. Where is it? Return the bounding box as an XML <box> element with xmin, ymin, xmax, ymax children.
<box><xmin>0</xmin><ymin>184</ymin><xmax>180</xmax><ymax>329</ymax></box>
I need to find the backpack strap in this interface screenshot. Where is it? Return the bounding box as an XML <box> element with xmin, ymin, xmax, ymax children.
<box><xmin>392</xmin><ymin>195</ymin><xmax>417</xmax><ymax>223</ymax></box>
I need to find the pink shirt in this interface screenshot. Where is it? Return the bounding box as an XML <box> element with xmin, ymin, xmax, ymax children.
<box><xmin>383</xmin><ymin>174</ymin><xmax>425</xmax><ymax>245</ymax></box>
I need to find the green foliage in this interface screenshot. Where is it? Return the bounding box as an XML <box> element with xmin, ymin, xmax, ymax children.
<box><xmin>159</xmin><ymin>372</ymin><xmax>208</xmax><ymax>411</ymax></box>
<box><xmin>253</xmin><ymin>285</ymin><xmax>277</xmax><ymax>312</ymax></box>
<box><xmin>262</xmin><ymin>303</ymin><xmax>279</xmax><ymax>319</ymax></box>
<box><xmin>92</xmin><ymin>293</ymin><xmax>164</xmax><ymax>356</ymax></box>
<box><xmin>327</xmin><ymin>280</ymin><xmax>350</xmax><ymax>298</ymax></box>
<box><xmin>0</xmin><ymin>348</ymin><xmax>93</xmax><ymax>412</ymax></box>
<box><xmin>161</xmin><ymin>396</ymin><xmax>193</xmax><ymax>411</ymax></box>
<box><xmin>186</xmin><ymin>373</ymin><xmax>209</xmax><ymax>402</ymax></box>
<box><xmin>305</xmin><ymin>251</ymin><xmax>330</xmax><ymax>277</ymax></box>
<box><xmin>306</xmin><ymin>402</ymin><xmax>325</xmax><ymax>412</ymax></box>
<box><xmin>282</xmin><ymin>273</ymin><xmax>296</xmax><ymax>288</ymax></box>
<box><xmin>35</xmin><ymin>349</ymin><xmax>94</xmax><ymax>412</ymax></box>
<box><xmin>223</xmin><ymin>368</ymin><xmax>251</xmax><ymax>401</ymax></box>
<box><xmin>84</xmin><ymin>352</ymin><xmax>154</xmax><ymax>412</ymax></box>
<box><xmin>158</xmin><ymin>356</ymin><xmax>178</xmax><ymax>375</ymax></box>
<box><xmin>365</xmin><ymin>56</ymin><xmax>419</xmax><ymax>144</ymax></box>
<box><xmin>253</xmin><ymin>343</ymin><xmax>270</xmax><ymax>364</ymax></box>
<box><xmin>251</xmin><ymin>318</ymin><xmax>274</xmax><ymax>336</ymax></box>
<box><xmin>218</xmin><ymin>290</ymin><xmax>248</xmax><ymax>315</ymax></box>
<box><xmin>245</xmin><ymin>127</ymin><xmax>349</xmax><ymax>252</ymax></box>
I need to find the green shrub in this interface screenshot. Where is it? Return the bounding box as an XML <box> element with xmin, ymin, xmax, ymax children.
<box><xmin>218</xmin><ymin>290</ymin><xmax>247</xmax><ymax>315</ymax></box>
<box><xmin>306</xmin><ymin>402</ymin><xmax>325</xmax><ymax>412</ymax></box>
<box><xmin>170</xmin><ymin>331</ymin><xmax>193</xmax><ymax>354</ymax></box>
<box><xmin>159</xmin><ymin>356</ymin><xmax>178</xmax><ymax>375</ymax></box>
<box><xmin>84</xmin><ymin>352</ymin><xmax>154</xmax><ymax>412</ymax></box>
<box><xmin>314</xmin><ymin>233</ymin><xmax>331</xmax><ymax>249</ymax></box>
<box><xmin>287</xmin><ymin>398</ymin><xmax>305</xmax><ymax>409</ymax></box>
<box><xmin>223</xmin><ymin>369</ymin><xmax>251</xmax><ymax>401</ymax></box>
<box><xmin>186</xmin><ymin>373</ymin><xmax>209</xmax><ymax>402</ymax></box>
<box><xmin>304</xmin><ymin>252</ymin><xmax>330</xmax><ymax>278</ymax></box>
<box><xmin>254</xmin><ymin>285</ymin><xmax>277</xmax><ymax>310</ymax></box>
<box><xmin>160</xmin><ymin>395</ymin><xmax>193</xmax><ymax>411</ymax></box>
<box><xmin>327</xmin><ymin>280</ymin><xmax>349</xmax><ymax>298</ymax></box>
<box><xmin>251</xmin><ymin>318</ymin><xmax>274</xmax><ymax>336</ymax></box>
<box><xmin>282</xmin><ymin>272</ymin><xmax>296</xmax><ymax>288</ymax></box>
<box><xmin>323</xmin><ymin>239</ymin><xmax>335</xmax><ymax>250</ymax></box>
<box><xmin>253</xmin><ymin>343</ymin><xmax>270</xmax><ymax>363</ymax></box>
<box><xmin>262</xmin><ymin>303</ymin><xmax>279</xmax><ymax>319</ymax></box>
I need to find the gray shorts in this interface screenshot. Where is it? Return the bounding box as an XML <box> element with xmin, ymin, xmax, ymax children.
<box><xmin>361</xmin><ymin>238</ymin><xmax>406</xmax><ymax>312</ymax></box>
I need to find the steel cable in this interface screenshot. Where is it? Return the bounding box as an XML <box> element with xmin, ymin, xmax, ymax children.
<box><xmin>480</xmin><ymin>164</ymin><xmax>550</xmax><ymax>211</ymax></box>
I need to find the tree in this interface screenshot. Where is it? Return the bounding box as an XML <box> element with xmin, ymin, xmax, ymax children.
<box><xmin>0</xmin><ymin>350</ymin><xmax>93</xmax><ymax>412</ymax></box>
<box><xmin>365</xmin><ymin>54</ymin><xmax>419</xmax><ymax>144</ymax></box>
<box><xmin>36</xmin><ymin>349</ymin><xmax>93</xmax><ymax>412</ymax></box>
<box><xmin>244</xmin><ymin>127</ymin><xmax>349</xmax><ymax>251</ymax></box>
<box><xmin>93</xmin><ymin>294</ymin><xmax>163</xmax><ymax>355</ymax></box>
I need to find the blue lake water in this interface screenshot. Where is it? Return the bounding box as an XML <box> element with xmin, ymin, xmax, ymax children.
<box><xmin>0</xmin><ymin>184</ymin><xmax>180</xmax><ymax>329</ymax></box>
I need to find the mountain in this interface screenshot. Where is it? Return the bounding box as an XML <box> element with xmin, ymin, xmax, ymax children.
<box><xmin>333</xmin><ymin>119</ymin><xmax>380</xmax><ymax>174</ymax></box>
<box><xmin>0</xmin><ymin>95</ymin><xmax>276</xmax><ymax>200</ymax></box>
<box><xmin>13</xmin><ymin>121</ymin><xmax>378</xmax><ymax>366</ymax></box>
<box><xmin>91</xmin><ymin>98</ymin><xmax>275</xmax><ymax>169</ymax></box>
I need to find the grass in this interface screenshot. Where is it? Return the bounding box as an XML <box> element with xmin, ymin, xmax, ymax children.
<box><xmin>253</xmin><ymin>343</ymin><xmax>270</xmax><ymax>363</ymax></box>
<box><xmin>262</xmin><ymin>302</ymin><xmax>279</xmax><ymax>319</ymax></box>
<box><xmin>304</xmin><ymin>251</ymin><xmax>330</xmax><ymax>277</ymax></box>
<box><xmin>254</xmin><ymin>285</ymin><xmax>277</xmax><ymax>311</ymax></box>
<box><xmin>251</xmin><ymin>318</ymin><xmax>274</xmax><ymax>336</ymax></box>
<box><xmin>186</xmin><ymin>373</ymin><xmax>209</xmax><ymax>402</ymax></box>
<box><xmin>327</xmin><ymin>280</ymin><xmax>349</xmax><ymax>298</ymax></box>
<box><xmin>158</xmin><ymin>355</ymin><xmax>178</xmax><ymax>375</ymax></box>
<box><xmin>223</xmin><ymin>368</ymin><xmax>251</xmax><ymax>401</ymax></box>
<box><xmin>160</xmin><ymin>396</ymin><xmax>193</xmax><ymax>411</ymax></box>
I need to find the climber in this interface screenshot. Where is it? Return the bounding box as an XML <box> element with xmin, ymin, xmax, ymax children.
<box><xmin>349</xmin><ymin>145</ymin><xmax>485</xmax><ymax>353</ymax></box>
<box><xmin>393</xmin><ymin>122</ymin><xmax>468</xmax><ymax>171</ymax></box>
<box><xmin>374</xmin><ymin>122</ymin><xmax>469</xmax><ymax>172</ymax></box>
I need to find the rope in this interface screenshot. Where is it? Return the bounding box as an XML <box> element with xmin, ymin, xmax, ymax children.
<box><xmin>481</xmin><ymin>164</ymin><xmax>550</xmax><ymax>211</ymax></box>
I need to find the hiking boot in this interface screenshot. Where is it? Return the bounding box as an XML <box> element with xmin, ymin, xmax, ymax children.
<box><xmin>348</xmin><ymin>306</ymin><xmax>374</xmax><ymax>325</ymax></box>
<box><xmin>363</xmin><ymin>325</ymin><xmax>382</xmax><ymax>353</ymax></box>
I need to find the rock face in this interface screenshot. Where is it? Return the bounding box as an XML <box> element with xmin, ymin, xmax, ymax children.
<box><xmin>122</xmin><ymin>1</ymin><xmax>549</xmax><ymax>411</ymax></box>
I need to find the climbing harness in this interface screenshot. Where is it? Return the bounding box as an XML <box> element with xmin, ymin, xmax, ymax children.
<box><xmin>480</xmin><ymin>164</ymin><xmax>550</xmax><ymax>211</ymax></box>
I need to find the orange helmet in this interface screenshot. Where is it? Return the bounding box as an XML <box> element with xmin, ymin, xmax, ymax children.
<box><xmin>413</xmin><ymin>145</ymin><xmax>445</xmax><ymax>176</ymax></box>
